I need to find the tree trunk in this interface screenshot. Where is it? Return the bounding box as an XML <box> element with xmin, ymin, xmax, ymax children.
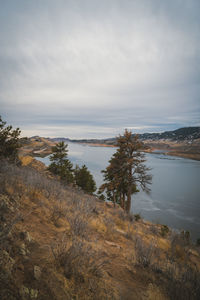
<box><xmin>113</xmin><ymin>191</ymin><xmax>116</xmax><ymax>208</ymax></box>
<box><xmin>122</xmin><ymin>193</ymin><xmax>125</xmax><ymax>210</ymax></box>
<box><xmin>126</xmin><ymin>186</ymin><xmax>132</xmax><ymax>213</ymax></box>
<box><xmin>126</xmin><ymin>166</ymin><xmax>132</xmax><ymax>213</ymax></box>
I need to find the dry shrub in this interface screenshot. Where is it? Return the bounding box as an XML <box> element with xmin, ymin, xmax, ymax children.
<box><xmin>170</xmin><ymin>231</ymin><xmax>191</xmax><ymax>261</ymax></box>
<box><xmin>149</xmin><ymin>224</ymin><xmax>159</xmax><ymax>235</ymax></box>
<box><xmin>50</xmin><ymin>233</ymin><xmax>69</xmax><ymax>266</ymax></box>
<box><xmin>117</xmin><ymin>209</ymin><xmax>127</xmax><ymax>221</ymax></box>
<box><xmin>164</xmin><ymin>263</ymin><xmax>200</xmax><ymax>300</ymax></box>
<box><xmin>0</xmin><ymin>160</ymin><xmax>66</xmax><ymax>201</ymax></box>
<box><xmin>134</xmin><ymin>235</ymin><xmax>160</xmax><ymax>268</ymax></box>
<box><xmin>70</xmin><ymin>193</ymin><xmax>97</xmax><ymax>216</ymax></box>
<box><xmin>51</xmin><ymin>200</ymin><xmax>67</xmax><ymax>225</ymax></box>
<box><xmin>103</xmin><ymin>216</ymin><xmax>116</xmax><ymax>239</ymax></box>
<box><xmin>67</xmin><ymin>212</ymin><xmax>89</xmax><ymax>238</ymax></box>
<box><xmin>0</xmin><ymin>194</ymin><xmax>22</xmax><ymax>245</ymax></box>
<box><xmin>66</xmin><ymin>194</ymin><xmax>99</xmax><ymax>239</ymax></box>
<box><xmin>125</xmin><ymin>223</ymin><xmax>134</xmax><ymax>240</ymax></box>
<box><xmin>127</xmin><ymin>212</ymin><xmax>135</xmax><ymax>223</ymax></box>
<box><xmin>51</xmin><ymin>236</ymin><xmax>115</xmax><ymax>299</ymax></box>
<box><xmin>132</xmin><ymin>230</ymin><xmax>200</xmax><ymax>300</ymax></box>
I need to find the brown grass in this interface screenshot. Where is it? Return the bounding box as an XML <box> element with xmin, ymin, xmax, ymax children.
<box><xmin>0</xmin><ymin>159</ymin><xmax>200</xmax><ymax>300</ymax></box>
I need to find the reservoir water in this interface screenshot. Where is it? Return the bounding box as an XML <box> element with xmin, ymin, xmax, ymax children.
<box><xmin>37</xmin><ymin>142</ymin><xmax>200</xmax><ymax>241</ymax></box>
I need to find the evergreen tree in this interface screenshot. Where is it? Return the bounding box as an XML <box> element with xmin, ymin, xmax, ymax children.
<box><xmin>48</xmin><ymin>142</ymin><xmax>74</xmax><ymax>183</ymax></box>
<box><xmin>74</xmin><ymin>164</ymin><xmax>96</xmax><ymax>194</ymax></box>
<box><xmin>100</xmin><ymin>129</ymin><xmax>152</xmax><ymax>212</ymax></box>
<box><xmin>0</xmin><ymin>116</ymin><xmax>21</xmax><ymax>163</ymax></box>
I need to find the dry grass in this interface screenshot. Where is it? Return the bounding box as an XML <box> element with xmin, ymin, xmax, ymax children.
<box><xmin>0</xmin><ymin>159</ymin><xmax>200</xmax><ymax>300</ymax></box>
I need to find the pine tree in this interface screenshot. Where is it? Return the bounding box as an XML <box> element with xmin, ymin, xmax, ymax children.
<box><xmin>100</xmin><ymin>129</ymin><xmax>152</xmax><ymax>212</ymax></box>
<box><xmin>74</xmin><ymin>164</ymin><xmax>96</xmax><ymax>194</ymax></box>
<box><xmin>48</xmin><ymin>142</ymin><xmax>74</xmax><ymax>183</ymax></box>
<box><xmin>0</xmin><ymin>116</ymin><xmax>21</xmax><ymax>163</ymax></box>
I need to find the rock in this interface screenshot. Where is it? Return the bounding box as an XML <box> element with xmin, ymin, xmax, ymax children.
<box><xmin>116</xmin><ymin>228</ymin><xmax>126</xmax><ymax>235</ymax></box>
<box><xmin>20</xmin><ymin>231</ymin><xmax>32</xmax><ymax>243</ymax></box>
<box><xmin>33</xmin><ymin>265</ymin><xmax>41</xmax><ymax>280</ymax></box>
<box><xmin>17</xmin><ymin>263</ymin><xmax>24</xmax><ymax>271</ymax></box>
<box><xmin>0</xmin><ymin>194</ymin><xmax>14</xmax><ymax>213</ymax></box>
<box><xmin>0</xmin><ymin>250</ymin><xmax>15</xmax><ymax>274</ymax></box>
<box><xmin>188</xmin><ymin>248</ymin><xmax>199</xmax><ymax>257</ymax></box>
<box><xmin>105</xmin><ymin>240</ymin><xmax>122</xmax><ymax>249</ymax></box>
<box><xmin>19</xmin><ymin>286</ymin><xmax>29</xmax><ymax>299</ymax></box>
<box><xmin>20</xmin><ymin>286</ymin><xmax>38</xmax><ymax>299</ymax></box>
<box><xmin>30</xmin><ymin>289</ymin><xmax>38</xmax><ymax>299</ymax></box>
<box><xmin>19</xmin><ymin>243</ymin><xmax>27</xmax><ymax>256</ymax></box>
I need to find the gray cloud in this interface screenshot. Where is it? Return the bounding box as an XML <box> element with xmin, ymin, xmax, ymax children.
<box><xmin>0</xmin><ymin>0</ymin><xmax>200</xmax><ymax>138</ymax></box>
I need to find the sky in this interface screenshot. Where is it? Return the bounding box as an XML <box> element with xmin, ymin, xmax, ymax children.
<box><xmin>0</xmin><ymin>0</ymin><xmax>200</xmax><ymax>139</ymax></box>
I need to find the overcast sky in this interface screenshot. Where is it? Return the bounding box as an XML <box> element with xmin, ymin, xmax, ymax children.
<box><xmin>0</xmin><ymin>0</ymin><xmax>200</xmax><ymax>138</ymax></box>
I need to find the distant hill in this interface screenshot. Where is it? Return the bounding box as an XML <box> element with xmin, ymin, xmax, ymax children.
<box><xmin>53</xmin><ymin>126</ymin><xmax>200</xmax><ymax>145</ymax></box>
<box><xmin>138</xmin><ymin>127</ymin><xmax>200</xmax><ymax>141</ymax></box>
<box><xmin>48</xmin><ymin>137</ymin><xmax>71</xmax><ymax>142</ymax></box>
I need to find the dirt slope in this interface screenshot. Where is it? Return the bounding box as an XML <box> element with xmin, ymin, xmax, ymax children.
<box><xmin>0</xmin><ymin>158</ymin><xmax>200</xmax><ymax>299</ymax></box>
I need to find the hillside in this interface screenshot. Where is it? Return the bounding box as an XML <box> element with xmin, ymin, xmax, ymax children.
<box><xmin>0</xmin><ymin>157</ymin><xmax>200</xmax><ymax>300</ymax></box>
<box><xmin>19</xmin><ymin>136</ymin><xmax>56</xmax><ymax>158</ymax></box>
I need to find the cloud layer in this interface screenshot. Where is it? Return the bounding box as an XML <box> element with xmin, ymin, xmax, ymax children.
<box><xmin>0</xmin><ymin>0</ymin><xmax>200</xmax><ymax>138</ymax></box>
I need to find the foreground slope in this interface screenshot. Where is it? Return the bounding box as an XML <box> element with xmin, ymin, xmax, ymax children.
<box><xmin>0</xmin><ymin>157</ymin><xmax>200</xmax><ymax>300</ymax></box>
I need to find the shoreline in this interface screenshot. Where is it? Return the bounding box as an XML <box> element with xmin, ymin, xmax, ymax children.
<box><xmin>19</xmin><ymin>138</ymin><xmax>200</xmax><ymax>161</ymax></box>
<box><xmin>76</xmin><ymin>142</ymin><xmax>200</xmax><ymax>161</ymax></box>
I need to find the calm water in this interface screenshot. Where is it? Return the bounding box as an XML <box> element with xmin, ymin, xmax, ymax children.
<box><xmin>37</xmin><ymin>142</ymin><xmax>200</xmax><ymax>240</ymax></box>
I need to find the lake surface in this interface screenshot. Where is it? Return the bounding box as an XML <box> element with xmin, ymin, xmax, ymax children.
<box><xmin>37</xmin><ymin>142</ymin><xmax>200</xmax><ymax>241</ymax></box>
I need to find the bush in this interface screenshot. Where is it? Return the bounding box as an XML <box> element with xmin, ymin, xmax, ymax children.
<box><xmin>125</xmin><ymin>224</ymin><xmax>134</xmax><ymax>240</ymax></box>
<box><xmin>134</xmin><ymin>214</ymin><xmax>141</xmax><ymax>221</ymax></box>
<box><xmin>165</xmin><ymin>263</ymin><xmax>200</xmax><ymax>300</ymax></box>
<box><xmin>51</xmin><ymin>237</ymin><xmax>113</xmax><ymax>299</ymax></box>
<box><xmin>196</xmin><ymin>238</ymin><xmax>200</xmax><ymax>246</ymax></box>
<box><xmin>180</xmin><ymin>230</ymin><xmax>191</xmax><ymax>245</ymax></box>
<box><xmin>98</xmin><ymin>194</ymin><xmax>105</xmax><ymax>201</ymax></box>
<box><xmin>68</xmin><ymin>212</ymin><xmax>89</xmax><ymax>238</ymax></box>
<box><xmin>160</xmin><ymin>225</ymin><xmax>169</xmax><ymax>237</ymax></box>
<box><xmin>134</xmin><ymin>236</ymin><xmax>158</xmax><ymax>268</ymax></box>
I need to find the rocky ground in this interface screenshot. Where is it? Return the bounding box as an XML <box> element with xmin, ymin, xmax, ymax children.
<box><xmin>0</xmin><ymin>157</ymin><xmax>200</xmax><ymax>299</ymax></box>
